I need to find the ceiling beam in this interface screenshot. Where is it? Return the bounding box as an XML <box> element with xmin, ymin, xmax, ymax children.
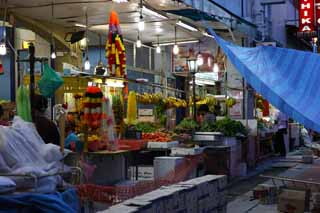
<box><xmin>13</xmin><ymin>12</ymin><xmax>70</xmax><ymax>50</ymax></box>
<box><xmin>8</xmin><ymin>1</ymin><xmax>112</xmax><ymax>9</ymax></box>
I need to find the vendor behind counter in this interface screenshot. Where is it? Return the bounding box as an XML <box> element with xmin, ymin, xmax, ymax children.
<box><xmin>0</xmin><ymin>104</ymin><xmax>11</xmax><ymax>126</ymax></box>
<box><xmin>198</xmin><ymin>104</ymin><xmax>217</xmax><ymax>124</ymax></box>
<box><xmin>32</xmin><ymin>94</ymin><xmax>60</xmax><ymax>146</ymax></box>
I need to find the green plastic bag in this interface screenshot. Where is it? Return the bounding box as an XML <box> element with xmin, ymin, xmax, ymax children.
<box><xmin>38</xmin><ymin>64</ymin><xmax>64</xmax><ymax>98</ymax></box>
<box><xmin>16</xmin><ymin>86</ymin><xmax>32</xmax><ymax>122</ymax></box>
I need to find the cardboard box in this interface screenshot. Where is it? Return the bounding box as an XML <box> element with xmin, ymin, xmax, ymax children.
<box><xmin>253</xmin><ymin>184</ymin><xmax>278</xmax><ymax>204</ymax></box>
<box><xmin>278</xmin><ymin>189</ymin><xmax>308</xmax><ymax>213</ymax></box>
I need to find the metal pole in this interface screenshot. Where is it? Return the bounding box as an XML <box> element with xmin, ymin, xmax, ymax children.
<box><xmin>192</xmin><ymin>71</ymin><xmax>197</xmax><ymax>122</ymax></box>
<box><xmin>29</xmin><ymin>43</ymin><xmax>35</xmax><ymax>113</ymax></box>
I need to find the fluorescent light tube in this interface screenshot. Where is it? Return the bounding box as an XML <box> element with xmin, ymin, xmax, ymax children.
<box><xmin>75</xmin><ymin>23</ymin><xmax>87</xmax><ymax>28</ymax></box>
<box><xmin>203</xmin><ymin>32</ymin><xmax>215</xmax><ymax>39</ymax></box>
<box><xmin>155</xmin><ymin>40</ymin><xmax>199</xmax><ymax>46</ymax></box>
<box><xmin>176</xmin><ymin>21</ymin><xmax>198</xmax><ymax>32</ymax></box>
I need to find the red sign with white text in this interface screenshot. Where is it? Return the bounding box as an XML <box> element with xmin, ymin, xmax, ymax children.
<box><xmin>299</xmin><ymin>0</ymin><xmax>315</xmax><ymax>32</ymax></box>
<box><xmin>316</xmin><ymin>0</ymin><xmax>320</xmax><ymax>26</ymax></box>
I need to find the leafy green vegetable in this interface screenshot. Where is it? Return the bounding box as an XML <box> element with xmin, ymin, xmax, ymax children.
<box><xmin>134</xmin><ymin>122</ymin><xmax>159</xmax><ymax>133</ymax></box>
<box><xmin>198</xmin><ymin>117</ymin><xmax>247</xmax><ymax>137</ymax></box>
<box><xmin>174</xmin><ymin>118</ymin><xmax>198</xmax><ymax>134</ymax></box>
<box><xmin>200</xmin><ymin>121</ymin><xmax>217</xmax><ymax>132</ymax></box>
<box><xmin>215</xmin><ymin>117</ymin><xmax>247</xmax><ymax>137</ymax></box>
<box><xmin>155</xmin><ymin>102</ymin><xmax>166</xmax><ymax>126</ymax></box>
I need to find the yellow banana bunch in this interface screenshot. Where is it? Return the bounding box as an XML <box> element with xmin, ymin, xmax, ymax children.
<box><xmin>226</xmin><ymin>97</ymin><xmax>237</xmax><ymax>108</ymax></box>
<box><xmin>165</xmin><ymin>97</ymin><xmax>187</xmax><ymax>109</ymax></box>
<box><xmin>137</xmin><ymin>93</ymin><xmax>187</xmax><ymax>109</ymax></box>
<box><xmin>137</xmin><ymin>93</ymin><xmax>163</xmax><ymax>104</ymax></box>
<box><xmin>196</xmin><ymin>96</ymin><xmax>217</xmax><ymax>106</ymax></box>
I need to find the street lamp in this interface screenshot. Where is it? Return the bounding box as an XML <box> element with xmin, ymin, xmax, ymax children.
<box><xmin>187</xmin><ymin>57</ymin><xmax>198</xmax><ymax>122</ymax></box>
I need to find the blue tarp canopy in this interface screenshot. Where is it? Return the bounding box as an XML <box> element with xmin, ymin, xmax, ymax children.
<box><xmin>207</xmin><ymin>28</ymin><xmax>320</xmax><ymax>132</ymax></box>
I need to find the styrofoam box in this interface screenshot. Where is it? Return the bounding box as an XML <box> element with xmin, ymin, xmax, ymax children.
<box><xmin>129</xmin><ymin>166</ymin><xmax>154</xmax><ymax>180</ymax></box>
<box><xmin>180</xmin><ymin>175</ymin><xmax>227</xmax><ymax>201</ymax></box>
<box><xmin>133</xmin><ymin>189</ymin><xmax>172</xmax><ymax>203</ymax></box>
<box><xmin>171</xmin><ymin>147</ymin><xmax>204</xmax><ymax>156</ymax></box>
<box><xmin>113</xmin><ymin>175</ymin><xmax>227</xmax><ymax>213</ymax></box>
<box><xmin>208</xmin><ymin>195</ymin><xmax>219</xmax><ymax>210</ymax></box>
<box><xmin>218</xmin><ymin>205</ymin><xmax>227</xmax><ymax>213</ymax></box>
<box><xmin>147</xmin><ymin>141</ymin><xmax>179</xmax><ymax>149</ymax></box>
<box><xmin>103</xmin><ymin>205</ymin><xmax>139</xmax><ymax>213</ymax></box>
<box><xmin>217</xmin><ymin>175</ymin><xmax>228</xmax><ymax>190</ymax></box>
<box><xmin>122</xmin><ymin>199</ymin><xmax>151</xmax><ymax>207</ymax></box>
<box><xmin>132</xmin><ymin>188</ymin><xmax>176</xmax><ymax>213</ymax></box>
<box><xmin>122</xmin><ymin>199</ymin><xmax>157</xmax><ymax>213</ymax></box>
<box><xmin>218</xmin><ymin>191</ymin><xmax>227</xmax><ymax>206</ymax></box>
<box><xmin>154</xmin><ymin>156</ymin><xmax>184</xmax><ymax>179</ymax></box>
<box><xmin>159</xmin><ymin>186</ymin><xmax>188</xmax><ymax>210</ymax></box>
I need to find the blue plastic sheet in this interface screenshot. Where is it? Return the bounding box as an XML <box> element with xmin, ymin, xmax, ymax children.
<box><xmin>0</xmin><ymin>188</ymin><xmax>79</xmax><ymax>213</ymax></box>
<box><xmin>206</xmin><ymin>27</ymin><xmax>320</xmax><ymax>132</ymax></box>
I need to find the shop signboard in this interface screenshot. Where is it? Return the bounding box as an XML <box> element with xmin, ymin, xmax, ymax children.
<box><xmin>316</xmin><ymin>0</ymin><xmax>320</xmax><ymax>26</ymax></box>
<box><xmin>195</xmin><ymin>72</ymin><xmax>220</xmax><ymax>83</ymax></box>
<box><xmin>229</xmin><ymin>101</ymin><xmax>242</xmax><ymax>118</ymax></box>
<box><xmin>298</xmin><ymin>0</ymin><xmax>315</xmax><ymax>32</ymax></box>
<box><xmin>228</xmin><ymin>90</ymin><xmax>243</xmax><ymax>118</ymax></box>
<box><xmin>173</xmin><ymin>46</ymin><xmax>214</xmax><ymax>73</ymax></box>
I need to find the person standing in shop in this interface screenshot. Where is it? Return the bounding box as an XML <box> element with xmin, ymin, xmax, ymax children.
<box><xmin>31</xmin><ymin>94</ymin><xmax>60</xmax><ymax>145</ymax></box>
<box><xmin>198</xmin><ymin>104</ymin><xmax>216</xmax><ymax>124</ymax></box>
<box><xmin>274</xmin><ymin>111</ymin><xmax>288</xmax><ymax>156</ymax></box>
<box><xmin>0</xmin><ymin>105</ymin><xmax>8</xmax><ymax>126</ymax></box>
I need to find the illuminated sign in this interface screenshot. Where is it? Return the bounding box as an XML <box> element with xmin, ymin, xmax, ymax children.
<box><xmin>22</xmin><ymin>41</ymin><xmax>34</xmax><ymax>49</ymax></box>
<box><xmin>299</xmin><ymin>0</ymin><xmax>315</xmax><ymax>32</ymax></box>
<box><xmin>316</xmin><ymin>0</ymin><xmax>320</xmax><ymax>26</ymax></box>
